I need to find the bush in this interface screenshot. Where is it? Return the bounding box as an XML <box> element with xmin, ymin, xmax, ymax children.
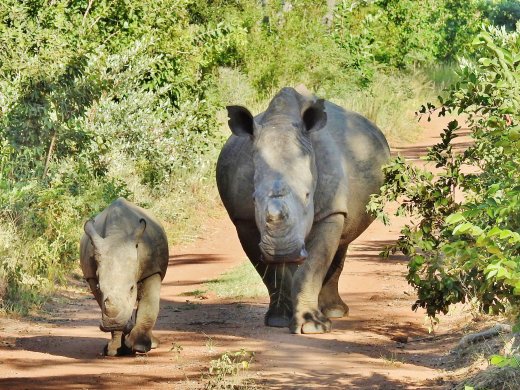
<box><xmin>486</xmin><ymin>0</ymin><xmax>520</xmax><ymax>31</ymax></box>
<box><xmin>369</xmin><ymin>25</ymin><xmax>520</xmax><ymax>322</ymax></box>
<box><xmin>0</xmin><ymin>1</ymin><xmax>233</xmax><ymax>311</ymax></box>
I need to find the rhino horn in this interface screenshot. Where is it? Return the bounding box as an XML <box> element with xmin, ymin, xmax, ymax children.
<box><xmin>84</xmin><ymin>219</ymin><xmax>104</xmax><ymax>249</ymax></box>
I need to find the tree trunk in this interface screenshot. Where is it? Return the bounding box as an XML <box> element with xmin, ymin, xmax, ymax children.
<box><xmin>324</xmin><ymin>0</ymin><xmax>337</xmax><ymax>27</ymax></box>
<box><xmin>42</xmin><ymin>131</ymin><xmax>57</xmax><ymax>178</ymax></box>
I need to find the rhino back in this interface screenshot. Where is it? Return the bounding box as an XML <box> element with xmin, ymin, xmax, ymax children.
<box><xmin>313</xmin><ymin>101</ymin><xmax>390</xmax><ymax>240</ymax></box>
<box><xmin>80</xmin><ymin>198</ymin><xmax>169</xmax><ymax>282</ymax></box>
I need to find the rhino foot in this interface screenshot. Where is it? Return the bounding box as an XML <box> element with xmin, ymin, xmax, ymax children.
<box><xmin>125</xmin><ymin>329</ymin><xmax>152</xmax><ymax>354</ymax></box>
<box><xmin>265</xmin><ymin>312</ymin><xmax>292</xmax><ymax>328</ymax></box>
<box><xmin>132</xmin><ymin>340</ymin><xmax>152</xmax><ymax>354</ymax></box>
<box><xmin>318</xmin><ymin>287</ymin><xmax>349</xmax><ymax>319</ymax></box>
<box><xmin>321</xmin><ymin>302</ymin><xmax>349</xmax><ymax>319</ymax></box>
<box><xmin>265</xmin><ymin>302</ymin><xmax>292</xmax><ymax>328</ymax></box>
<box><xmin>104</xmin><ymin>334</ymin><xmax>134</xmax><ymax>357</ymax></box>
<box><xmin>151</xmin><ymin>334</ymin><xmax>160</xmax><ymax>349</ymax></box>
<box><xmin>290</xmin><ymin>310</ymin><xmax>332</xmax><ymax>334</ymax></box>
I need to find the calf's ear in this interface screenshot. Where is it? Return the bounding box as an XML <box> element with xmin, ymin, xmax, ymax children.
<box><xmin>302</xmin><ymin>99</ymin><xmax>327</xmax><ymax>133</ymax></box>
<box><xmin>227</xmin><ymin>105</ymin><xmax>255</xmax><ymax>137</ymax></box>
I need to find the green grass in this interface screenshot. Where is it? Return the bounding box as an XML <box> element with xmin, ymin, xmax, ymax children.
<box><xmin>180</xmin><ymin>289</ymin><xmax>207</xmax><ymax>297</ymax></box>
<box><xmin>204</xmin><ymin>260</ymin><xmax>267</xmax><ymax>299</ymax></box>
<box><xmin>218</xmin><ymin>67</ymin><xmax>440</xmax><ymax>146</ymax></box>
<box><xmin>421</xmin><ymin>62</ymin><xmax>459</xmax><ymax>92</ymax></box>
<box><xmin>205</xmin><ymin>349</ymin><xmax>257</xmax><ymax>390</ymax></box>
<box><xmin>335</xmin><ymin>70</ymin><xmax>439</xmax><ymax>145</ymax></box>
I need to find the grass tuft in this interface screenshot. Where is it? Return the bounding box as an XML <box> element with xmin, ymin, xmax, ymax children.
<box><xmin>204</xmin><ymin>261</ymin><xmax>267</xmax><ymax>299</ymax></box>
<box><xmin>335</xmin><ymin>70</ymin><xmax>439</xmax><ymax>145</ymax></box>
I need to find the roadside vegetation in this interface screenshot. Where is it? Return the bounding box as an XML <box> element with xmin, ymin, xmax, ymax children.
<box><xmin>369</xmin><ymin>22</ymin><xmax>520</xmax><ymax>380</ymax></box>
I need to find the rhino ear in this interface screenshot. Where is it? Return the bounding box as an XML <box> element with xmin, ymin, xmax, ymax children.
<box><xmin>84</xmin><ymin>219</ymin><xmax>104</xmax><ymax>249</ymax></box>
<box><xmin>133</xmin><ymin>218</ymin><xmax>147</xmax><ymax>246</ymax></box>
<box><xmin>227</xmin><ymin>105</ymin><xmax>255</xmax><ymax>137</ymax></box>
<box><xmin>302</xmin><ymin>99</ymin><xmax>327</xmax><ymax>133</ymax></box>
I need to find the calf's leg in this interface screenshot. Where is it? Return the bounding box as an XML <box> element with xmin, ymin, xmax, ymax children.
<box><xmin>125</xmin><ymin>273</ymin><xmax>162</xmax><ymax>353</ymax></box>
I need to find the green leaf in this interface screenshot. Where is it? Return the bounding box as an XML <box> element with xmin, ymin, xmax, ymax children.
<box><xmin>487</xmin><ymin>226</ymin><xmax>502</xmax><ymax>237</ymax></box>
<box><xmin>490</xmin><ymin>355</ymin><xmax>505</xmax><ymax>365</ymax></box>
<box><xmin>499</xmin><ymin>230</ymin><xmax>513</xmax><ymax>239</ymax></box>
<box><xmin>446</xmin><ymin>213</ymin><xmax>465</xmax><ymax>225</ymax></box>
<box><xmin>452</xmin><ymin>223</ymin><xmax>473</xmax><ymax>235</ymax></box>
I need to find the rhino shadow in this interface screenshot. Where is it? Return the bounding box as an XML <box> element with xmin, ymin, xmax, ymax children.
<box><xmin>16</xmin><ymin>335</ymin><xmax>110</xmax><ymax>360</ymax></box>
<box><xmin>0</xmin><ymin>373</ymin><xmax>180</xmax><ymax>389</ymax></box>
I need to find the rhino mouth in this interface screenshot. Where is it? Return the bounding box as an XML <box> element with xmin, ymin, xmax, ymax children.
<box><xmin>99</xmin><ymin>317</ymin><xmax>134</xmax><ymax>333</ymax></box>
<box><xmin>259</xmin><ymin>245</ymin><xmax>308</xmax><ymax>264</ymax></box>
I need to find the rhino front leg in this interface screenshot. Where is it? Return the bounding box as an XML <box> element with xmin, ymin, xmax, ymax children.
<box><xmin>235</xmin><ymin>221</ymin><xmax>296</xmax><ymax>328</ymax></box>
<box><xmin>88</xmin><ymin>278</ymin><xmax>135</xmax><ymax>356</ymax></box>
<box><xmin>103</xmin><ymin>331</ymin><xmax>133</xmax><ymax>356</ymax></box>
<box><xmin>125</xmin><ymin>273</ymin><xmax>161</xmax><ymax>353</ymax></box>
<box><xmin>319</xmin><ymin>242</ymin><xmax>349</xmax><ymax>318</ymax></box>
<box><xmin>290</xmin><ymin>213</ymin><xmax>344</xmax><ymax>334</ymax></box>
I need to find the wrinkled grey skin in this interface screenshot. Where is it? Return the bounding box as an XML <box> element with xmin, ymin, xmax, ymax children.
<box><xmin>216</xmin><ymin>87</ymin><xmax>390</xmax><ymax>334</ymax></box>
<box><xmin>80</xmin><ymin>198</ymin><xmax>169</xmax><ymax>355</ymax></box>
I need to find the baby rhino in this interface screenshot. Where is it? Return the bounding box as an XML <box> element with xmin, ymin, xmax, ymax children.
<box><xmin>80</xmin><ymin>198</ymin><xmax>168</xmax><ymax>356</ymax></box>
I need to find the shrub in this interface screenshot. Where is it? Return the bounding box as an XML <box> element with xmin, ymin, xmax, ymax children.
<box><xmin>486</xmin><ymin>0</ymin><xmax>520</xmax><ymax>31</ymax></box>
<box><xmin>0</xmin><ymin>1</ymin><xmax>232</xmax><ymax>311</ymax></box>
<box><xmin>369</xmin><ymin>25</ymin><xmax>520</xmax><ymax>322</ymax></box>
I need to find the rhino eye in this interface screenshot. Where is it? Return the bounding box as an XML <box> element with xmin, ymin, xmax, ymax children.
<box><xmin>304</xmin><ymin>193</ymin><xmax>311</xmax><ymax>205</ymax></box>
<box><xmin>130</xmin><ymin>285</ymin><xmax>135</xmax><ymax>293</ymax></box>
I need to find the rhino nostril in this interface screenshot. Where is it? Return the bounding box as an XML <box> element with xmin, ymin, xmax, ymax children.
<box><xmin>103</xmin><ymin>297</ymin><xmax>119</xmax><ymax>316</ymax></box>
<box><xmin>266</xmin><ymin>200</ymin><xmax>288</xmax><ymax>222</ymax></box>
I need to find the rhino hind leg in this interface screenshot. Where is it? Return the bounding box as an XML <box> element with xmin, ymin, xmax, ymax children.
<box><xmin>124</xmin><ymin>273</ymin><xmax>161</xmax><ymax>353</ymax></box>
<box><xmin>318</xmin><ymin>243</ymin><xmax>349</xmax><ymax>318</ymax></box>
<box><xmin>235</xmin><ymin>221</ymin><xmax>295</xmax><ymax>328</ymax></box>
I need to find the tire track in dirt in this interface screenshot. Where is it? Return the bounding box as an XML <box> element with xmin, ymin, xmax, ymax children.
<box><xmin>0</xmin><ymin>115</ymin><xmax>472</xmax><ymax>389</ymax></box>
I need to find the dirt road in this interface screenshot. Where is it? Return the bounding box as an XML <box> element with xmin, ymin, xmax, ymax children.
<box><xmin>0</xmin><ymin>115</ymin><xmax>473</xmax><ymax>389</ymax></box>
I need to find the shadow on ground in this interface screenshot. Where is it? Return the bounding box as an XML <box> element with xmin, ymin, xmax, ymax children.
<box><xmin>0</xmin><ymin>373</ymin><xmax>189</xmax><ymax>390</ymax></box>
<box><xmin>260</xmin><ymin>371</ymin><xmax>445</xmax><ymax>390</ymax></box>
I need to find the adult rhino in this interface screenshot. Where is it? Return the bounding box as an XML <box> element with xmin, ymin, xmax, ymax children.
<box><xmin>80</xmin><ymin>198</ymin><xmax>169</xmax><ymax>355</ymax></box>
<box><xmin>216</xmin><ymin>87</ymin><xmax>390</xmax><ymax>334</ymax></box>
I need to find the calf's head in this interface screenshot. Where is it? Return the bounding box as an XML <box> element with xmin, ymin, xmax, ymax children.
<box><xmin>84</xmin><ymin>219</ymin><xmax>146</xmax><ymax>331</ymax></box>
<box><xmin>227</xmin><ymin>88</ymin><xmax>327</xmax><ymax>264</ymax></box>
